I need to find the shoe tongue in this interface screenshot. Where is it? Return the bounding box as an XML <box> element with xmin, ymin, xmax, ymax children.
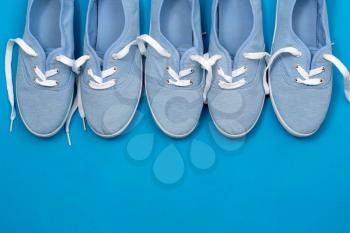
<box><xmin>97</xmin><ymin>56</ymin><xmax>104</xmax><ymax>71</ymax></box>
<box><xmin>97</xmin><ymin>51</ymin><xmax>105</xmax><ymax>60</ymax></box>
<box><xmin>46</xmin><ymin>48</ymin><xmax>56</xmax><ymax>54</ymax></box>
<box><xmin>309</xmin><ymin>46</ymin><xmax>319</xmax><ymax>57</ymax></box>
<box><xmin>178</xmin><ymin>47</ymin><xmax>189</xmax><ymax>57</ymax></box>
<box><xmin>45</xmin><ymin>48</ymin><xmax>62</xmax><ymax>67</ymax></box>
<box><xmin>230</xmin><ymin>55</ymin><xmax>236</xmax><ymax>69</ymax></box>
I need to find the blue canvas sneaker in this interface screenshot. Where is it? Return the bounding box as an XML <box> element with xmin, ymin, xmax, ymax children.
<box><xmin>71</xmin><ymin>0</ymin><xmax>143</xmax><ymax>138</ymax></box>
<box><xmin>5</xmin><ymin>0</ymin><xmax>77</xmax><ymax>141</ymax></box>
<box><xmin>142</xmin><ymin>0</ymin><xmax>207</xmax><ymax>138</ymax></box>
<box><xmin>267</xmin><ymin>0</ymin><xmax>350</xmax><ymax>137</ymax></box>
<box><xmin>204</xmin><ymin>0</ymin><xmax>268</xmax><ymax>138</ymax></box>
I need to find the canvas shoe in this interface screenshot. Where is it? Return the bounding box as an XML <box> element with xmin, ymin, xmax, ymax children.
<box><xmin>71</xmin><ymin>0</ymin><xmax>143</xmax><ymax>138</ymax></box>
<box><xmin>141</xmin><ymin>0</ymin><xmax>207</xmax><ymax>138</ymax></box>
<box><xmin>267</xmin><ymin>0</ymin><xmax>350</xmax><ymax>137</ymax></box>
<box><xmin>5</xmin><ymin>0</ymin><xmax>77</xmax><ymax>140</ymax></box>
<box><xmin>204</xmin><ymin>0</ymin><xmax>269</xmax><ymax>138</ymax></box>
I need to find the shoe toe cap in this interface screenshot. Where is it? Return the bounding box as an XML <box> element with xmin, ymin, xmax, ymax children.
<box><xmin>81</xmin><ymin>82</ymin><xmax>141</xmax><ymax>137</ymax></box>
<box><xmin>208</xmin><ymin>87</ymin><xmax>265</xmax><ymax>137</ymax></box>
<box><xmin>148</xmin><ymin>89</ymin><xmax>203</xmax><ymax>138</ymax></box>
<box><xmin>271</xmin><ymin>85</ymin><xmax>332</xmax><ymax>136</ymax></box>
<box><xmin>17</xmin><ymin>87</ymin><xmax>73</xmax><ymax>136</ymax></box>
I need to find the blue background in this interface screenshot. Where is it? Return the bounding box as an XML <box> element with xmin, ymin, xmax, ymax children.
<box><xmin>1</xmin><ymin>0</ymin><xmax>350</xmax><ymax>233</ymax></box>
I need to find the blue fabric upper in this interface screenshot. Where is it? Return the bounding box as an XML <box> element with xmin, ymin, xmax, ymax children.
<box><xmin>80</xmin><ymin>0</ymin><xmax>142</xmax><ymax>137</ymax></box>
<box><xmin>269</xmin><ymin>0</ymin><xmax>333</xmax><ymax>136</ymax></box>
<box><xmin>16</xmin><ymin>0</ymin><xmax>75</xmax><ymax>136</ymax></box>
<box><xmin>144</xmin><ymin>0</ymin><xmax>205</xmax><ymax>138</ymax></box>
<box><xmin>207</xmin><ymin>0</ymin><xmax>266</xmax><ymax>137</ymax></box>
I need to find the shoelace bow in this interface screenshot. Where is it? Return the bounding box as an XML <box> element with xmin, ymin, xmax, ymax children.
<box><xmin>263</xmin><ymin>46</ymin><xmax>350</xmax><ymax>101</ymax></box>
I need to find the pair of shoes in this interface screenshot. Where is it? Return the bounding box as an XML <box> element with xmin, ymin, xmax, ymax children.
<box><xmin>142</xmin><ymin>0</ymin><xmax>350</xmax><ymax>138</ymax></box>
<box><xmin>143</xmin><ymin>0</ymin><xmax>268</xmax><ymax>138</ymax></box>
<box><xmin>5</xmin><ymin>0</ymin><xmax>143</xmax><ymax>144</ymax></box>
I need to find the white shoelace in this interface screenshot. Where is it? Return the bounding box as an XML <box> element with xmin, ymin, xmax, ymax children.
<box><xmin>191</xmin><ymin>52</ymin><xmax>269</xmax><ymax>102</ymax></box>
<box><xmin>65</xmin><ymin>38</ymin><xmax>146</xmax><ymax>144</ymax></box>
<box><xmin>5</xmin><ymin>38</ymin><xmax>78</xmax><ymax>133</ymax></box>
<box><xmin>217</xmin><ymin>52</ymin><xmax>269</xmax><ymax>90</ymax></box>
<box><xmin>72</xmin><ymin>39</ymin><xmax>147</xmax><ymax>91</ymax></box>
<box><xmin>264</xmin><ymin>47</ymin><xmax>350</xmax><ymax>101</ymax></box>
<box><xmin>191</xmin><ymin>54</ymin><xmax>222</xmax><ymax>102</ymax></box>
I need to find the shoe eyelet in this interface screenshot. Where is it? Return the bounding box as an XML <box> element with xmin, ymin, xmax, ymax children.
<box><xmin>166</xmin><ymin>79</ymin><xmax>171</xmax><ymax>85</ymax></box>
<box><xmin>55</xmin><ymin>80</ymin><xmax>60</xmax><ymax>85</ymax></box>
<box><xmin>320</xmin><ymin>79</ymin><xmax>324</xmax><ymax>83</ymax></box>
<box><xmin>56</xmin><ymin>68</ymin><xmax>60</xmax><ymax>74</ymax></box>
<box><xmin>321</xmin><ymin>66</ymin><xmax>326</xmax><ymax>72</ymax></box>
<box><xmin>166</xmin><ymin>66</ymin><xmax>170</xmax><ymax>71</ymax></box>
<box><xmin>33</xmin><ymin>65</ymin><xmax>38</xmax><ymax>70</ymax></box>
<box><xmin>295</xmin><ymin>64</ymin><xmax>300</xmax><ymax>69</ymax></box>
<box><xmin>113</xmin><ymin>66</ymin><xmax>117</xmax><ymax>71</ymax></box>
<box><xmin>190</xmin><ymin>68</ymin><xmax>194</xmax><ymax>74</ymax></box>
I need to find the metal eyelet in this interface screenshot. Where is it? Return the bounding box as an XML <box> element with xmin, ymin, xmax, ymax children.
<box><xmin>295</xmin><ymin>64</ymin><xmax>300</xmax><ymax>69</ymax></box>
<box><xmin>113</xmin><ymin>66</ymin><xmax>117</xmax><ymax>71</ymax></box>
<box><xmin>166</xmin><ymin>66</ymin><xmax>170</xmax><ymax>71</ymax></box>
<box><xmin>33</xmin><ymin>65</ymin><xmax>38</xmax><ymax>70</ymax></box>
<box><xmin>320</xmin><ymin>79</ymin><xmax>324</xmax><ymax>83</ymax></box>
<box><xmin>56</xmin><ymin>68</ymin><xmax>60</xmax><ymax>74</ymax></box>
<box><xmin>55</xmin><ymin>80</ymin><xmax>60</xmax><ymax>85</ymax></box>
<box><xmin>321</xmin><ymin>66</ymin><xmax>326</xmax><ymax>72</ymax></box>
<box><xmin>166</xmin><ymin>79</ymin><xmax>171</xmax><ymax>85</ymax></box>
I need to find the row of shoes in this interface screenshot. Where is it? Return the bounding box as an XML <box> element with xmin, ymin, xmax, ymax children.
<box><xmin>5</xmin><ymin>0</ymin><xmax>350</xmax><ymax>145</ymax></box>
